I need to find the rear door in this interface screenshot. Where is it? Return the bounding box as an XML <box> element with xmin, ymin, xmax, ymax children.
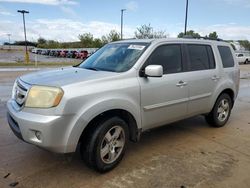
<box><xmin>183</xmin><ymin>43</ymin><xmax>220</xmax><ymax>116</ymax></box>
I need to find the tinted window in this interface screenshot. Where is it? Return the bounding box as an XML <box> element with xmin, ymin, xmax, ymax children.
<box><xmin>145</xmin><ymin>45</ymin><xmax>182</xmax><ymax>74</ymax></box>
<box><xmin>187</xmin><ymin>45</ymin><xmax>211</xmax><ymax>71</ymax></box>
<box><xmin>207</xmin><ymin>46</ymin><xmax>216</xmax><ymax>69</ymax></box>
<box><xmin>218</xmin><ymin>46</ymin><xmax>234</xmax><ymax>68</ymax></box>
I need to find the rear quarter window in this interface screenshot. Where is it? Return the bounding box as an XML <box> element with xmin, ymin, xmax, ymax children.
<box><xmin>218</xmin><ymin>46</ymin><xmax>234</xmax><ymax>68</ymax></box>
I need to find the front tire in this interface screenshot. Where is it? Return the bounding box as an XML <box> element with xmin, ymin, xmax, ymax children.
<box><xmin>81</xmin><ymin>117</ymin><xmax>128</xmax><ymax>172</ymax></box>
<box><xmin>205</xmin><ymin>93</ymin><xmax>232</xmax><ymax>127</ymax></box>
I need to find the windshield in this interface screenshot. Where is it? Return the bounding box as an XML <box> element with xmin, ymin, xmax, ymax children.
<box><xmin>79</xmin><ymin>42</ymin><xmax>149</xmax><ymax>72</ymax></box>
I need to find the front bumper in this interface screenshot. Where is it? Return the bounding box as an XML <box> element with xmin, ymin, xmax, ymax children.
<box><xmin>7</xmin><ymin>100</ymin><xmax>75</xmax><ymax>153</ymax></box>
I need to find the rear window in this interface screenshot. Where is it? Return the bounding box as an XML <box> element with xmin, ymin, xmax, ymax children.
<box><xmin>218</xmin><ymin>46</ymin><xmax>234</xmax><ymax>68</ymax></box>
<box><xmin>187</xmin><ymin>44</ymin><xmax>215</xmax><ymax>71</ymax></box>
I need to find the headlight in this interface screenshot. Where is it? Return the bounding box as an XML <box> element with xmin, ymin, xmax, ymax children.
<box><xmin>25</xmin><ymin>86</ymin><xmax>64</xmax><ymax>108</ymax></box>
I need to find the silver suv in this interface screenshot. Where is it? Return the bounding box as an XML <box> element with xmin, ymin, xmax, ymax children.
<box><xmin>7</xmin><ymin>38</ymin><xmax>240</xmax><ymax>172</ymax></box>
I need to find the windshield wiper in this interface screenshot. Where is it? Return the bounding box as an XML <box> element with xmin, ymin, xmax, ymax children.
<box><xmin>84</xmin><ymin>67</ymin><xmax>99</xmax><ymax>71</ymax></box>
<box><xmin>72</xmin><ymin>63</ymin><xmax>80</xmax><ymax>67</ymax></box>
<box><xmin>83</xmin><ymin>67</ymin><xmax>114</xmax><ymax>72</ymax></box>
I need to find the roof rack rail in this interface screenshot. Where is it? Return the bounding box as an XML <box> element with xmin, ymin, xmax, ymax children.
<box><xmin>182</xmin><ymin>35</ymin><xmax>224</xmax><ymax>41</ymax></box>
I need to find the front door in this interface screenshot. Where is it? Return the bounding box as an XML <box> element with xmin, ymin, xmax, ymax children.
<box><xmin>138</xmin><ymin>44</ymin><xmax>189</xmax><ymax>130</ymax></box>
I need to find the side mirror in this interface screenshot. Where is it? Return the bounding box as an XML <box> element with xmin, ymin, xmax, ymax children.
<box><xmin>144</xmin><ymin>65</ymin><xmax>163</xmax><ymax>77</ymax></box>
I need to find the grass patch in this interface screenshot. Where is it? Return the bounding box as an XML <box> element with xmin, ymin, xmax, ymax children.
<box><xmin>0</xmin><ymin>62</ymin><xmax>80</xmax><ymax>67</ymax></box>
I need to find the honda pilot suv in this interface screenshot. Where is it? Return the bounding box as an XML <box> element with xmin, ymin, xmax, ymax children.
<box><xmin>7</xmin><ymin>38</ymin><xmax>239</xmax><ymax>172</ymax></box>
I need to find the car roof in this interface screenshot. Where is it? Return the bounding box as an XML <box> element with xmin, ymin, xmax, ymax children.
<box><xmin>112</xmin><ymin>38</ymin><xmax>230</xmax><ymax>46</ymax></box>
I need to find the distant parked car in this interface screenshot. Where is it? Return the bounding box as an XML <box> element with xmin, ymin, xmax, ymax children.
<box><xmin>59</xmin><ymin>50</ymin><xmax>69</xmax><ymax>58</ymax></box>
<box><xmin>66</xmin><ymin>50</ymin><xmax>77</xmax><ymax>58</ymax></box>
<box><xmin>46</xmin><ymin>50</ymin><xmax>51</xmax><ymax>55</ymax></box>
<box><xmin>76</xmin><ymin>50</ymin><xmax>88</xmax><ymax>59</ymax></box>
<box><xmin>31</xmin><ymin>48</ymin><xmax>37</xmax><ymax>53</ymax></box>
<box><xmin>49</xmin><ymin>50</ymin><xmax>56</xmax><ymax>56</ymax></box>
<box><xmin>41</xmin><ymin>50</ymin><xmax>46</xmax><ymax>55</ymax></box>
<box><xmin>54</xmin><ymin>50</ymin><xmax>62</xmax><ymax>57</ymax></box>
<box><xmin>236</xmin><ymin>53</ymin><xmax>250</xmax><ymax>64</ymax></box>
<box><xmin>41</xmin><ymin>50</ymin><xmax>50</xmax><ymax>55</ymax></box>
<box><xmin>36</xmin><ymin>49</ymin><xmax>42</xmax><ymax>54</ymax></box>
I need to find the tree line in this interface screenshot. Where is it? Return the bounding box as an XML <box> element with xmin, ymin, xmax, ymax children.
<box><xmin>4</xmin><ymin>24</ymin><xmax>250</xmax><ymax>51</ymax></box>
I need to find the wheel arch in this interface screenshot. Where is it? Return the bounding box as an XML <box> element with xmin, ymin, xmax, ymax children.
<box><xmin>205</xmin><ymin>88</ymin><xmax>235</xmax><ymax>127</ymax></box>
<box><xmin>64</xmin><ymin>95</ymin><xmax>141</xmax><ymax>153</ymax></box>
<box><xmin>221</xmin><ymin>88</ymin><xmax>234</xmax><ymax>103</ymax></box>
<box><xmin>213</xmin><ymin>88</ymin><xmax>235</xmax><ymax>109</ymax></box>
<box><xmin>79</xmin><ymin>109</ymin><xmax>140</xmax><ymax>146</ymax></box>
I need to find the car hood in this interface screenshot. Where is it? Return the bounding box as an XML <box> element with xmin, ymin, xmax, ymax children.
<box><xmin>20</xmin><ymin>67</ymin><xmax>118</xmax><ymax>87</ymax></box>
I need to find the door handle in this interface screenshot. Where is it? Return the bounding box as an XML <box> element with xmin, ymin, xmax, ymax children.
<box><xmin>211</xmin><ymin>75</ymin><xmax>220</xmax><ymax>81</ymax></box>
<box><xmin>176</xmin><ymin>80</ymin><xmax>187</xmax><ymax>87</ymax></box>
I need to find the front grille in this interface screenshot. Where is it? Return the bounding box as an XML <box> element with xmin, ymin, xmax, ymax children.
<box><xmin>14</xmin><ymin>79</ymin><xmax>29</xmax><ymax>107</ymax></box>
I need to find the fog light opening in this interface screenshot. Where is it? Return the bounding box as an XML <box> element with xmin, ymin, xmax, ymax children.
<box><xmin>35</xmin><ymin>131</ymin><xmax>42</xmax><ymax>140</ymax></box>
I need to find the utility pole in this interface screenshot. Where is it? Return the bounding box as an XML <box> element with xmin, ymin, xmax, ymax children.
<box><xmin>184</xmin><ymin>0</ymin><xmax>189</xmax><ymax>35</ymax></box>
<box><xmin>17</xmin><ymin>10</ymin><xmax>29</xmax><ymax>63</ymax></box>
<box><xmin>121</xmin><ymin>9</ymin><xmax>126</xmax><ymax>40</ymax></box>
<box><xmin>7</xmin><ymin>34</ymin><xmax>11</xmax><ymax>50</ymax></box>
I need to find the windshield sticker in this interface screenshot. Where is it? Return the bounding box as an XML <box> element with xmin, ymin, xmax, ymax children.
<box><xmin>128</xmin><ymin>45</ymin><xmax>145</xmax><ymax>51</ymax></box>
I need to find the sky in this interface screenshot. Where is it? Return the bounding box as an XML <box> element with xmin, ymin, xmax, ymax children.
<box><xmin>0</xmin><ymin>0</ymin><xmax>250</xmax><ymax>44</ymax></box>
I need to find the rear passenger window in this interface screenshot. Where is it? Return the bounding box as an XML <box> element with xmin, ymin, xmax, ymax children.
<box><xmin>145</xmin><ymin>44</ymin><xmax>182</xmax><ymax>74</ymax></box>
<box><xmin>218</xmin><ymin>46</ymin><xmax>234</xmax><ymax>68</ymax></box>
<box><xmin>187</xmin><ymin>45</ymin><xmax>215</xmax><ymax>71</ymax></box>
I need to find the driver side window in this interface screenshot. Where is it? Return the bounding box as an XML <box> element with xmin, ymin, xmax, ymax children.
<box><xmin>145</xmin><ymin>44</ymin><xmax>183</xmax><ymax>74</ymax></box>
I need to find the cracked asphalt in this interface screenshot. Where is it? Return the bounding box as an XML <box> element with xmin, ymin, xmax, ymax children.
<box><xmin>0</xmin><ymin>65</ymin><xmax>250</xmax><ymax>188</ymax></box>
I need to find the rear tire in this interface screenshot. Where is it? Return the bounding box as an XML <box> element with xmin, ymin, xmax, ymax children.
<box><xmin>80</xmin><ymin>117</ymin><xmax>128</xmax><ymax>173</ymax></box>
<box><xmin>205</xmin><ymin>93</ymin><xmax>232</xmax><ymax>127</ymax></box>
